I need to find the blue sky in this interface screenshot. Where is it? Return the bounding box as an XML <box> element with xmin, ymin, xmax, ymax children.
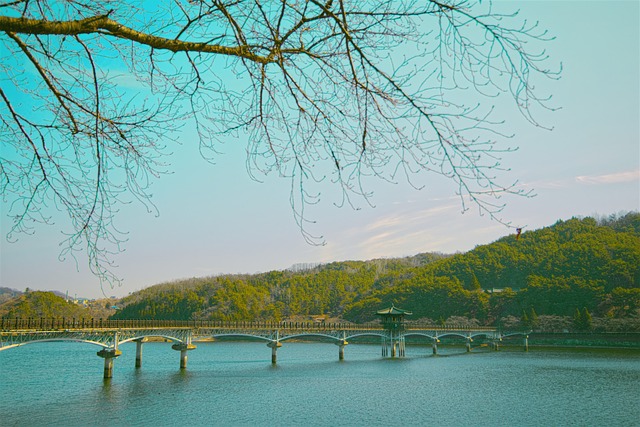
<box><xmin>1</xmin><ymin>1</ymin><xmax>639</xmax><ymax>299</ymax></box>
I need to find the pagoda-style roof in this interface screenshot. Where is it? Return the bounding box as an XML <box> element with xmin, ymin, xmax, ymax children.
<box><xmin>376</xmin><ymin>305</ymin><xmax>412</xmax><ymax>316</ymax></box>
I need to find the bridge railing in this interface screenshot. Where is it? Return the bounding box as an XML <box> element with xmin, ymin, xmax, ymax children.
<box><xmin>1</xmin><ymin>317</ymin><xmax>496</xmax><ymax>332</ymax></box>
<box><xmin>0</xmin><ymin>318</ymin><xmax>379</xmax><ymax>331</ymax></box>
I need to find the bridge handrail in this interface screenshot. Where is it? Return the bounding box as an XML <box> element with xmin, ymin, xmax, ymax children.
<box><xmin>1</xmin><ymin>317</ymin><xmax>496</xmax><ymax>332</ymax></box>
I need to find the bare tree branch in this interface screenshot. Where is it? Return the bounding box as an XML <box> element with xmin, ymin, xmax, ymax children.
<box><xmin>0</xmin><ymin>0</ymin><xmax>559</xmax><ymax>289</ymax></box>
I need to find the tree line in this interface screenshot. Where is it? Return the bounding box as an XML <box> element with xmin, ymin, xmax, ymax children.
<box><xmin>3</xmin><ymin>213</ymin><xmax>638</xmax><ymax>331</ymax></box>
<box><xmin>105</xmin><ymin>213</ymin><xmax>639</xmax><ymax>331</ymax></box>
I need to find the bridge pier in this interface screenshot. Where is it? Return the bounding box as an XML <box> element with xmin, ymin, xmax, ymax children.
<box><xmin>524</xmin><ymin>335</ymin><xmax>529</xmax><ymax>352</ymax></box>
<box><xmin>336</xmin><ymin>339</ymin><xmax>348</xmax><ymax>361</ymax></box>
<box><xmin>383</xmin><ymin>333</ymin><xmax>407</xmax><ymax>358</ymax></box>
<box><xmin>171</xmin><ymin>343</ymin><xmax>197</xmax><ymax>369</ymax></box>
<box><xmin>267</xmin><ymin>341</ymin><xmax>282</xmax><ymax>364</ymax></box>
<box><xmin>466</xmin><ymin>336</ymin><xmax>473</xmax><ymax>352</ymax></box>
<box><xmin>97</xmin><ymin>348</ymin><xmax>122</xmax><ymax>379</ymax></box>
<box><xmin>135</xmin><ymin>339</ymin><xmax>145</xmax><ymax>368</ymax></box>
<box><xmin>432</xmin><ymin>336</ymin><xmax>439</xmax><ymax>355</ymax></box>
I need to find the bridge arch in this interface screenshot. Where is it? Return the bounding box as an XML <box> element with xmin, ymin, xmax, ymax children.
<box><xmin>118</xmin><ymin>334</ymin><xmax>184</xmax><ymax>346</ymax></box>
<box><xmin>0</xmin><ymin>338</ymin><xmax>107</xmax><ymax>352</ymax></box>
<box><xmin>210</xmin><ymin>333</ymin><xmax>273</xmax><ymax>343</ymax></box>
<box><xmin>345</xmin><ymin>332</ymin><xmax>386</xmax><ymax>341</ymax></box>
<box><xmin>279</xmin><ymin>333</ymin><xmax>342</xmax><ymax>343</ymax></box>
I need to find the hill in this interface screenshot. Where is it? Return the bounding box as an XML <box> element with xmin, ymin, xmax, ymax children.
<box><xmin>0</xmin><ymin>287</ymin><xmax>22</xmax><ymax>305</ymax></box>
<box><xmin>108</xmin><ymin>213</ymin><xmax>640</xmax><ymax>330</ymax></box>
<box><xmin>0</xmin><ymin>291</ymin><xmax>93</xmax><ymax>319</ymax></box>
<box><xmin>0</xmin><ymin>290</ymin><xmax>118</xmax><ymax>319</ymax></box>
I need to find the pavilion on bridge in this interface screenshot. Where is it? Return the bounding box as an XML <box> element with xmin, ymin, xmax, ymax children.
<box><xmin>376</xmin><ymin>305</ymin><xmax>412</xmax><ymax>357</ymax></box>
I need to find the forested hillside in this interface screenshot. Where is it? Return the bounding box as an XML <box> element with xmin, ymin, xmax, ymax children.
<box><xmin>0</xmin><ymin>291</ymin><xmax>93</xmax><ymax>319</ymax></box>
<box><xmin>111</xmin><ymin>253</ymin><xmax>448</xmax><ymax>321</ymax></box>
<box><xmin>108</xmin><ymin>213</ymin><xmax>640</xmax><ymax>330</ymax></box>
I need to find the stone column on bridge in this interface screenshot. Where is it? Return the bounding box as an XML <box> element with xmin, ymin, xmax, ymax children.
<box><xmin>172</xmin><ymin>334</ymin><xmax>196</xmax><ymax>369</ymax></box>
<box><xmin>97</xmin><ymin>348</ymin><xmax>122</xmax><ymax>379</ymax></box>
<box><xmin>492</xmin><ymin>335</ymin><xmax>502</xmax><ymax>351</ymax></box>
<box><xmin>267</xmin><ymin>340</ymin><xmax>282</xmax><ymax>364</ymax></box>
<box><xmin>466</xmin><ymin>335</ymin><xmax>473</xmax><ymax>352</ymax></box>
<box><xmin>336</xmin><ymin>332</ymin><xmax>349</xmax><ymax>361</ymax></box>
<box><xmin>432</xmin><ymin>334</ymin><xmax>440</xmax><ymax>355</ymax></box>
<box><xmin>97</xmin><ymin>332</ymin><xmax>122</xmax><ymax>379</ymax></box>
<box><xmin>135</xmin><ymin>338</ymin><xmax>146</xmax><ymax>368</ymax></box>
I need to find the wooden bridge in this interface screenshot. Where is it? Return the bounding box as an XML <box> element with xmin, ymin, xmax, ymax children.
<box><xmin>0</xmin><ymin>318</ymin><xmax>529</xmax><ymax>378</ymax></box>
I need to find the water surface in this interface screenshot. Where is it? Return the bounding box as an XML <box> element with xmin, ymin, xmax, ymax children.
<box><xmin>1</xmin><ymin>342</ymin><xmax>638</xmax><ymax>426</ymax></box>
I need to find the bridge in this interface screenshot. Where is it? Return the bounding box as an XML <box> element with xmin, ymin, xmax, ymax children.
<box><xmin>0</xmin><ymin>318</ymin><xmax>529</xmax><ymax>378</ymax></box>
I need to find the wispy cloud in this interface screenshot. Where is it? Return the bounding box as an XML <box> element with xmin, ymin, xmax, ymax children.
<box><xmin>576</xmin><ymin>170</ymin><xmax>640</xmax><ymax>185</ymax></box>
<box><xmin>347</xmin><ymin>202</ymin><xmax>506</xmax><ymax>259</ymax></box>
<box><xmin>523</xmin><ymin>169</ymin><xmax>640</xmax><ymax>190</ymax></box>
<box><xmin>365</xmin><ymin>204</ymin><xmax>459</xmax><ymax>233</ymax></box>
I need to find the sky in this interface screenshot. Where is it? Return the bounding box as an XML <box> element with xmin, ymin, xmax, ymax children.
<box><xmin>1</xmin><ymin>1</ymin><xmax>639</xmax><ymax>299</ymax></box>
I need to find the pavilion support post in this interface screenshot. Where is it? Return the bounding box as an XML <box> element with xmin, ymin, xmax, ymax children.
<box><xmin>400</xmin><ymin>336</ymin><xmax>406</xmax><ymax>357</ymax></box>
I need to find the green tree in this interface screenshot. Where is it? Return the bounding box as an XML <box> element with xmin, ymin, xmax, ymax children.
<box><xmin>572</xmin><ymin>308</ymin><xmax>582</xmax><ymax>331</ymax></box>
<box><xmin>581</xmin><ymin>307</ymin><xmax>593</xmax><ymax>331</ymax></box>
<box><xmin>521</xmin><ymin>310</ymin><xmax>530</xmax><ymax>330</ymax></box>
<box><xmin>529</xmin><ymin>307</ymin><xmax>539</xmax><ymax>330</ymax></box>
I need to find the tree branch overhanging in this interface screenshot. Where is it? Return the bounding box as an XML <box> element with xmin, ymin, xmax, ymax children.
<box><xmin>0</xmin><ymin>14</ymin><xmax>275</xmax><ymax>63</ymax></box>
<box><xmin>0</xmin><ymin>0</ymin><xmax>560</xmax><ymax>289</ymax></box>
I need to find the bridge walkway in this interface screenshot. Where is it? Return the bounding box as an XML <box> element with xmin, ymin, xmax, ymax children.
<box><xmin>1</xmin><ymin>318</ymin><xmax>527</xmax><ymax>378</ymax></box>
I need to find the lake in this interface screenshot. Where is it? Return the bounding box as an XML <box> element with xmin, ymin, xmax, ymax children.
<box><xmin>0</xmin><ymin>341</ymin><xmax>638</xmax><ymax>426</ymax></box>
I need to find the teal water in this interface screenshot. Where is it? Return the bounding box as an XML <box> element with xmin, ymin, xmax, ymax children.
<box><xmin>0</xmin><ymin>342</ymin><xmax>638</xmax><ymax>426</ymax></box>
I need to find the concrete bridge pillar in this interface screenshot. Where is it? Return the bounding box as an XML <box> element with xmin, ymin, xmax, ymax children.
<box><xmin>432</xmin><ymin>337</ymin><xmax>439</xmax><ymax>355</ymax></box>
<box><xmin>335</xmin><ymin>339</ymin><xmax>348</xmax><ymax>361</ymax></box>
<box><xmin>97</xmin><ymin>348</ymin><xmax>122</xmax><ymax>379</ymax></box>
<box><xmin>171</xmin><ymin>342</ymin><xmax>197</xmax><ymax>369</ymax></box>
<box><xmin>135</xmin><ymin>339</ymin><xmax>145</xmax><ymax>368</ymax></box>
<box><xmin>524</xmin><ymin>335</ymin><xmax>529</xmax><ymax>352</ymax></box>
<box><xmin>466</xmin><ymin>336</ymin><xmax>473</xmax><ymax>352</ymax></box>
<box><xmin>267</xmin><ymin>341</ymin><xmax>282</xmax><ymax>364</ymax></box>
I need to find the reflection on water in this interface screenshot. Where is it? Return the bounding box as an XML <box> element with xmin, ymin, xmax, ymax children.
<box><xmin>0</xmin><ymin>341</ymin><xmax>638</xmax><ymax>426</ymax></box>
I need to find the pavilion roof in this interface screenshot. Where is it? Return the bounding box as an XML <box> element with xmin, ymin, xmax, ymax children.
<box><xmin>376</xmin><ymin>305</ymin><xmax>412</xmax><ymax>316</ymax></box>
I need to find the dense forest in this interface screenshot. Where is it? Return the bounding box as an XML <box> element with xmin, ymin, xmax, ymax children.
<box><xmin>2</xmin><ymin>213</ymin><xmax>638</xmax><ymax>331</ymax></box>
<box><xmin>103</xmin><ymin>213</ymin><xmax>640</xmax><ymax>331</ymax></box>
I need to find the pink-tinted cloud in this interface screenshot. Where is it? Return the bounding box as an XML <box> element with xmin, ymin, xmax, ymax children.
<box><xmin>576</xmin><ymin>170</ymin><xmax>640</xmax><ymax>185</ymax></box>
